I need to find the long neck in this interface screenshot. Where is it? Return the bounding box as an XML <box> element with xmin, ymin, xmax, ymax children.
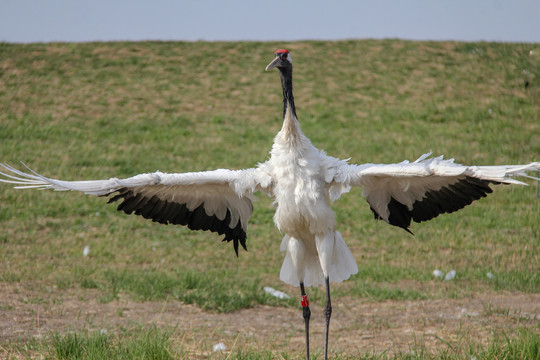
<box><xmin>278</xmin><ymin>66</ymin><xmax>302</xmax><ymax>141</ymax></box>
<box><xmin>279</xmin><ymin>67</ymin><xmax>297</xmax><ymax>119</ymax></box>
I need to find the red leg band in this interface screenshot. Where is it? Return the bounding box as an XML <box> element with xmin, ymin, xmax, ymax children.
<box><xmin>300</xmin><ymin>295</ymin><xmax>309</xmax><ymax>307</ymax></box>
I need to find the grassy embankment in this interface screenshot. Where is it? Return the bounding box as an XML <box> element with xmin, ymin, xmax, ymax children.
<box><xmin>1</xmin><ymin>40</ymin><xmax>539</xmax><ymax>359</ymax></box>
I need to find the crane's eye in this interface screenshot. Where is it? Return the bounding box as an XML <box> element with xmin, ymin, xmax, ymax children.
<box><xmin>281</xmin><ymin>54</ymin><xmax>288</xmax><ymax>60</ymax></box>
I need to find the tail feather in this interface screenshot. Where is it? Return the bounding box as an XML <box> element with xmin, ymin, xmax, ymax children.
<box><xmin>329</xmin><ymin>231</ymin><xmax>358</xmax><ymax>284</ymax></box>
<box><xmin>279</xmin><ymin>232</ymin><xmax>358</xmax><ymax>287</ymax></box>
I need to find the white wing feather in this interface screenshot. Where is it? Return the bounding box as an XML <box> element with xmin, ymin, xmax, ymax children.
<box><xmin>326</xmin><ymin>153</ymin><xmax>540</xmax><ymax>225</ymax></box>
<box><xmin>0</xmin><ymin>163</ymin><xmax>272</xmax><ymax>240</ymax></box>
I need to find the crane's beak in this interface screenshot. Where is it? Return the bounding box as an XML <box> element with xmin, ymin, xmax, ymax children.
<box><xmin>265</xmin><ymin>56</ymin><xmax>281</xmax><ymax>71</ymax></box>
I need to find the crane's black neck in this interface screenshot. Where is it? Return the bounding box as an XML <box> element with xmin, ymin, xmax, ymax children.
<box><xmin>278</xmin><ymin>66</ymin><xmax>297</xmax><ymax>119</ymax></box>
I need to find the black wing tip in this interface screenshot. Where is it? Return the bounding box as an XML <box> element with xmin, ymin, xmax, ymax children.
<box><xmin>370</xmin><ymin>202</ymin><xmax>414</xmax><ymax>235</ymax></box>
<box><xmin>370</xmin><ymin>177</ymin><xmax>499</xmax><ymax>235</ymax></box>
<box><xmin>109</xmin><ymin>188</ymin><xmax>249</xmax><ymax>255</ymax></box>
<box><xmin>411</xmin><ymin>176</ymin><xmax>496</xmax><ymax>223</ymax></box>
<box><xmin>223</xmin><ymin>231</ymin><xmax>248</xmax><ymax>256</ymax></box>
<box><xmin>403</xmin><ymin>227</ymin><xmax>414</xmax><ymax>236</ymax></box>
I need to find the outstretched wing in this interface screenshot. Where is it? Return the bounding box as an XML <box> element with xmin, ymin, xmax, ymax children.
<box><xmin>326</xmin><ymin>153</ymin><xmax>540</xmax><ymax>233</ymax></box>
<box><xmin>0</xmin><ymin>163</ymin><xmax>271</xmax><ymax>255</ymax></box>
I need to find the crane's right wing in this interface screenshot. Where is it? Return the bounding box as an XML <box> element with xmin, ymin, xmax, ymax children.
<box><xmin>0</xmin><ymin>163</ymin><xmax>272</xmax><ymax>255</ymax></box>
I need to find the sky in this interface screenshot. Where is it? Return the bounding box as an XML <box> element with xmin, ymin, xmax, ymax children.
<box><xmin>0</xmin><ymin>0</ymin><xmax>539</xmax><ymax>44</ymax></box>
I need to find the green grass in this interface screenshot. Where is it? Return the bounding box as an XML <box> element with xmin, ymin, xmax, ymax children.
<box><xmin>3</xmin><ymin>327</ymin><xmax>538</xmax><ymax>359</ymax></box>
<box><xmin>93</xmin><ymin>268</ymin><xmax>296</xmax><ymax>311</ymax></box>
<box><xmin>50</xmin><ymin>327</ymin><xmax>178</xmax><ymax>360</ymax></box>
<box><xmin>1</xmin><ymin>40</ymin><xmax>539</xmax><ymax>357</ymax></box>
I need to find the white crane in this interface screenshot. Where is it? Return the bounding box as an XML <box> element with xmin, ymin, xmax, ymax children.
<box><xmin>1</xmin><ymin>49</ymin><xmax>540</xmax><ymax>360</ymax></box>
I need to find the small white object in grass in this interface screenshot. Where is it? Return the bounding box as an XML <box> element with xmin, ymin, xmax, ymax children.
<box><xmin>213</xmin><ymin>342</ymin><xmax>227</xmax><ymax>352</ymax></box>
<box><xmin>433</xmin><ymin>270</ymin><xmax>444</xmax><ymax>278</ymax></box>
<box><xmin>486</xmin><ymin>272</ymin><xmax>495</xmax><ymax>279</ymax></box>
<box><xmin>264</xmin><ymin>286</ymin><xmax>291</xmax><ymax>299</ymax></box>
<box><xmin>83</xmin><ymin>245</ymin><xmax>90</xmax><ymax>257</ymax></box>
<box><xmin>444</xmin><ymin>270</ymin><xmax>456</xmax><ymax>281</ymax></box>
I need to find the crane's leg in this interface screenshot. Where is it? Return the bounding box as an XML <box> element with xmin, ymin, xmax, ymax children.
<box><xmin>323</xmin><ymin>276</ymin><xmax>332</xmax><ymax>360</ymax></box>
<box><xmin>300</xmin><ymin>281</ymin><xmax>311</xmax><ymax>360</ymax></box>
<box><xmin>314</xmin><ymin>231</ymin><xmax>335</xmax><ymax>359</ymax></box>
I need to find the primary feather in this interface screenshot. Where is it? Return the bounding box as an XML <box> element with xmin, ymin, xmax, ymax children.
<box><xmin>0</xmin><ymin>163</ymin><xmax>271</xmax><ymax>255</ymax></box>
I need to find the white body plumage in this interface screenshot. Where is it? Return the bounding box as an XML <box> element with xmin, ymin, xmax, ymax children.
<box><xmin>263</xmin><ymin>105</ymin><xmax>357</xmax><ymax>287</ymax></box>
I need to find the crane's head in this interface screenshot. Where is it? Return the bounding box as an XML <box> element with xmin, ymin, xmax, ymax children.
<box><xmin>265</xmin><ymin>49</ymin><xmax>292</xmax><ymax>71</ymax></box>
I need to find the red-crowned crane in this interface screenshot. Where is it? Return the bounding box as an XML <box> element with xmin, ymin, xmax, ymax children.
<box><xmin>1</xmin><ymin>49</ymin><xmax>540</xmax><ymax>360</ymax></box>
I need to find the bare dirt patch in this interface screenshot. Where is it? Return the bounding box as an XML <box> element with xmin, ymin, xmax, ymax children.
<box><xmin>1</xmin><ymin>283</ymin><xmax>538</xmax><ymax>358</ymax></box>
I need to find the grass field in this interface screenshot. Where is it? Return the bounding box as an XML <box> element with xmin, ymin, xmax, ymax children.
<box><xmin>1</xmin><ymin>40</ymin><xmax>539</xmax><ymax>359</ymax></box>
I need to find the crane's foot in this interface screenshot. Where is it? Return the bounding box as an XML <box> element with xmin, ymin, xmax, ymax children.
<box><xmin>300</xmin><ymin>282</ymin><xmax>311</xmax><ymax>360</ymax></box>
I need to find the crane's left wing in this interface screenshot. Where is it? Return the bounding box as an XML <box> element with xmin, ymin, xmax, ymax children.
<box><xmin>0</xmin><ymin>163</ymin><xmax>271</xmax><ymax>255</ymax></box>
<box><xmin>325</xmin><ymin>153</ymin><xmax>540</xmax><ymax>233</ymax></box>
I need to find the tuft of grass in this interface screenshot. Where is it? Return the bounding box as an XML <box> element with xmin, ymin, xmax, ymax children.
<box><xmin>474</xmin><ymin>329</ymin><xmax>540</xmax><ymax>360</ymax></box>
<box><xmin>51</xmin><ymin>327</ymin><xmax>178</xmax><ymax>360</ymax></box>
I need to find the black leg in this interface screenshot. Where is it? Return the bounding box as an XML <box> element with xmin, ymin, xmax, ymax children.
<box><xmin>323</xmin><ymin>276</ymin><xmax>332</xmax><ymax>360</ymax></box>
<box><xmin>300</xmin><ymin>282</ymin><xmax>311</xmax><ymax>360</ymax></box>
